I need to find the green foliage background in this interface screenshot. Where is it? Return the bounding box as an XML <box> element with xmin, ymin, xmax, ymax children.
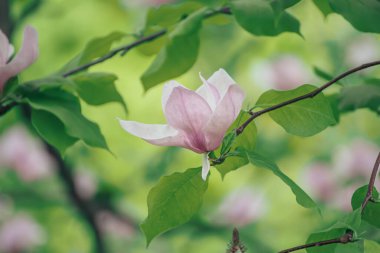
<box><xmin>0</xmin><ymin>0</ymin><xmax>379</xmax><ymax>252</ymax></box>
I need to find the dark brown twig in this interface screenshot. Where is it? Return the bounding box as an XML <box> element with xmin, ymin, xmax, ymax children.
<box><xmin>278</xmin><ymin>231</ymin><xmax>354</xmax><ymax>253</ymax></box>
<box><xmin>362</xmin><ymin>152</ymin><xmax>380</xmax><ymax>211</ymax></box>
<box><xmin>236</xmin><ymin>60</ymin><xmax>380</xmax><ymax>135</ymax></box>
<box><xmin>46</xmin><ymin>144</ymin><xmax>106</xmax><ymax>253</ymax></box>
<box><xmin>62</xmin><ymin>6</ymin><xmax>231</xmax><ymax>78</ymax></box>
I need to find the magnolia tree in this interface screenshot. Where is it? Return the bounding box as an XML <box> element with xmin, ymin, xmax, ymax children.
<box><xmin>0</xmin><ymin>0</ymin><xmax>380</xmax><ymax>252</ymax></box>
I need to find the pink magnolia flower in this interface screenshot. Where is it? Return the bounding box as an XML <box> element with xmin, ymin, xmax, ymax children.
<box><xmin>119</xmin><ymin>69</ymin><xmax>245</xmax><ymax>180</ymax></box>
<box><xmin>211</xmin><ymin>187</ymin><xmax>267</xmax><ymax>227</ymax></box>
<box><xmin>0</xmin><ymin>26</ymin><xmax>39</xmax><ymax>92</ymax></box>
<box><xmin>0</xmin><ymin>215</ymin><xmax>45</xmax><ymax>253</ymax></box>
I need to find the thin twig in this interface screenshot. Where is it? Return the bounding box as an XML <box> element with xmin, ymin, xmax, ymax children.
<box><xmin>236</xmin><ymin>60</ymin><xmax>380</xmax><ymax>135</ymax></box>
<box><xmin>46</xmin><ymin>144</ymin><xmax>106</xmax><ymax>253</ymax></box>
<box><xmin>278</xmin><ymin>231</ymin><xmax>354</xmax><ymax>253</ymax></box>
<box><xmin>62</xmin><ymin>6</ymin><xmax>231</xmax><ymax>78</ymax></box>
<box><xmin>362</xmin><ymin>152</ymin><xmax>380</xmax><ymax>211</ymax></box>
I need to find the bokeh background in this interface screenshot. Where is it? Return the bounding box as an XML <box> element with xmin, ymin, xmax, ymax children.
<box><xmin>0</xmin><ymin>0</ymin><xmax>379</xmax><ymax>252</ymax></box>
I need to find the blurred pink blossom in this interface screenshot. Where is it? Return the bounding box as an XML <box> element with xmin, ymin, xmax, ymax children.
<box><xmin>302</xmin><ymin>139</ymin><xmax>380</xmax><ymax>212</ymax></box>
<box><xmin>251</xmin><ymin>55</ymin><xmax>312</xmax><ymax>90</ymax></box>
<box><xmin>211</xmin><ymin>187</ymin><xmax>267</xmax><ymax>227</ymax></box>
<box><xmin>96</xmin><ymin>211</ymin><xmax>135</xmax><ymax>238</ymax></box>
<box><xmin>74</xmin><ymin>169</ymin><xmax>98</xmax><ymax>200</ymax></box>
<box><xmin>0</xmin><ymin>126</ymin><xmax>55</xmax><ymax>181</ymax></box>
<box><xmin>0</xmin><ymin>215</ymin><xmax>45</xmax><ymax>253</ymax></box>
<box><xmin>302</xmin><ymin>163</ymin><xmax>337</xmax><ymax>202</ymax></box>
<box><xmin>345</xmin><ymin>36</ymin><xmax>380</xmax><ymax>67</ymax></box>
<box><xmin>0</xmin><ymin>26</ymin><xmax>39</xmax><ymax>92</ymax></box>
<box><xmin>119</xmin><ymin>69</ymin><xmax>245</xmax><ymax>180</ymax></box>
<box><xmin>333</xmin><ymin>139</ymin><xmax>379</xmax><ymax>180</ymax></box>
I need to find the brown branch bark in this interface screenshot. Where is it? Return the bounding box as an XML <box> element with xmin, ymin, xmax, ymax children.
<box><xmin>278</xmin><ymin>231</ymin><xmax>354</xmax><ymax>253</ymax></box>
<box><xmin>362</xmin><ymin>152</ymin><xmax>380</xmax><ymax>211</ymax></box>
<box><xmin>278</xmin><ymin>152</ymin><xmax>380</xmax><ymax>253</ymax></box>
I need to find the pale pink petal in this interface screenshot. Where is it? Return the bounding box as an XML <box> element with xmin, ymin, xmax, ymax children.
<box><xmin>203</xmin><ymin>85</ymin><xmax>245</xmax><ymax>151</ymax></box>
<box><xmin>0</xmin><ymin>30</ymin><xmax>10</xmax><ymax>65</ymax></box>
<box><xmin>118</xmin><ymin>119</ymin><xmax>187</xmax><ymax>147</ymax></box>
<box><xmin>164</xmin><ymin>86</ymin><xmax>212</xmax><ymax>152</ymax></box>
<box><xmin>196</xmin><ymin>73</ymin><xmax>221</xmax><ymax>111</ymax></box>
<box><xmin>201</xmin><ymin>153</ymin><xmax>210</xmax><ymax>181</ymax></box>
<box><xmin>6</xmin><ymin>26</ymin><xmax>39</xmax><ymax>75</ymax></box>
<box><xmin>0</xmin><ymin>26</ymin><xmax>39</xmax><ymax>91</ymax></box>
<box><xmin>207</xmin><ymin>68</ymin><xmax>237</xmax><ymax>97</ymax></box>
<box><xmin>161</xmin><ymin>80</ymin><xmax>183</xmax><ymax>115</ymax></box>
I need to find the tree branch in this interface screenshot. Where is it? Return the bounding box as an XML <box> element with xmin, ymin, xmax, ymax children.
<box><xmin>236</xmin><ymin>60</ymin><xmax>380</xmax><ymax>135</ymax></box>
<box><xmin>62</xmin><ymin>6</ymin><xmax>231</xmax><ymax>78</ymax></box>
<box><xmin>277</xmin><ymin>152</ymin><xmax>380</xmax><ymax>253</ymax></box>
<box><xmin>46</xmin><ymin>144</ymin><xmax>106</xmax><ymax>253</ymax></box>
<box><xmin>362</xmin><ymin>152</ymin><xmax>380</xmax><ymax>211</ymax></box>
<box><xmin>278</xmin><ymin>231</ymin><xmax>354</xmax><ymax>253</ymax></box>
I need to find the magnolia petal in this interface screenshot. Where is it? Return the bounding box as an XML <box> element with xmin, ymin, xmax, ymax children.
<box><xmin>204</xmin><ymin>84</ymin><xmax>245</xmax><ymax>151</ymax></box>
<box><xmin>0</xmin><ymin>29</ymin><xmax>10</xmax><ymax>65</ymax></box>
<box><xmin>207</xmin><ymin>68</ymin><xmax>237</xmax><ymax>97</ymax></box>
<box><xmin>196</xmin><ymin>73</ymin><xmax>221</xmax><ymax>111</ymax></box>
<box><xmin>118</xmin><ymin>119</ymin><xmax>186</xmax><ymax>147</ymax></box>
<box><xmin>0</xmin><ymin>26</ymin><xmax>39</xmax><ymax>91</ymax></box>
<box><xmin>161</xmin><ymin>80</ymin><xmax>183</xmax><ymax>114</ymax></box>
<box><xmin>164</xmin><ymin>86</ymin><xmax>212</xmax><ymax>152</ymax></box>
<box><xmin>6</xmin><ymin>26</ymin><xmax>39</xmax><ymax>77</ymax></box>
<box><xmin>201</xmin><ymin>153</ymin><xmax>210</xmax><ymax>181</ymax></box>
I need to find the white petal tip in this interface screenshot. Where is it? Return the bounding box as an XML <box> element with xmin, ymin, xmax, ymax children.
<box><xmin>201</xmin><ymin>153</ymin><xmax>210</xmax><ymax>181</ymax></box>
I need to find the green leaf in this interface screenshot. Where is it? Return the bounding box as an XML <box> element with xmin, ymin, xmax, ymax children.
<box><xmin>329</xmin><ymin>0</ymin><xmax>380</xmax><ymax>33</ymax></box>
<box><xmin>230</xmin><ymin>0</ymin><xmax>301</xmax><ymax>36</ymax></box>
<box><xmin>351</xmin><ymin>185</ymin><xmax>380</xmax><ymax>228</ymax></box>
<box><xmin>141</xmin><ymin>167</ymin><xmax>208</xmax><ymax>246</ymax></box>
<box><xmin>313</xmin><ymin>66</ymin><xmax>336</xmax><ymax>82</ymax></box>
<box><xmin>326</xmin><ymin>94</ymin><xmax>340</xmax><ymax>123</ymax></box>
<box><xmin>70</xmin><ymin>72</ymin><xmax>127</xmax><ymax>114</ymax></box>
<box><xmin>364</xmin><ymin>240</ymin><xmax>380</xmax><ymax>253</ymax></box>
<box><xmin>246</xmin><ymin>151</ymin><xmax>318</xmax><ymax>209</ymax></box>
<box><xmin>60</xmin><ymin>31</ymin><xmax>125</xmax><ymax>73</ymax></box>
<box><xmin>256</xmin><ymin>84</ymin><xmax>336</xmax><ymax>137</ymax></box>
<box><xmin>216</xmin><ymin>113</ymin><xmax>257</xmax><ymax>178</ymax></box>
<box><xmin>220</xmin><ymin>132</ymin><xmax>236</xmax><ymax>155</ymax></box>
<box><xmin>23</xmin><ymin>88</ymin><xmax>109</xmax><ymax>151</ymax></box>
<box><xmin>141</xmin><ymin>9</ymin><xmax>206</xmax><ymax>90</ymax></box>
<box><xmin>31</xmin><ymin>110</ymin><xmax>78</xmax><ymax>155</ymax></box>
<box><xmin>339</xmin><ymin>84</ymin><xmax>380</xmax><ymax>114</ymax></box>
<box><xmin>312</xmin><ymin>0</ymin><xmax>333</xmax><ymax>17</ymax></box>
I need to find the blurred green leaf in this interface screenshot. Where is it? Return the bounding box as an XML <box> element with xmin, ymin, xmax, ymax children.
<box><xmin>60</xmin><ymin>31</ymin><xmax>125</xmax><ymax>73</ymax></box>
<box><xmin>326</xmin><ymin>94</ymin><xmax>340</xmax><ymax>123</ymax></box>
<box><xmin>339</xmin><ymin>84</ymin><xmax>380</xmax><ymax>114</ymax></box>
<box><xmin>141</xmin><ymin>9</ymin><xmax>206</xmax><ymax>90</ymax></box>
<box><xmin>141</xmin><ymin>167</ymin><xmax>208</xmax><ymax>246</ymax></box>
<box><xmin>230</xmin><ymin>0</ymin><xmax>301</xmax><ymax>36</ymax></box>
<box><xmin>352</xmin><ymin>185</ymin><xmax>380</xmax><ymax>228</ymax></box>
<box><xmin>312</xmin><ymin>0</ymin><xmax>333</xmax><ymax>17</ymax></box>
<box><xmin>329</xmin><ymin>0</ymin><xmax>380</xmax><ymax>33</ymax></box>
<box><xmin>364</xmin><ymin>240</ymin><xmax>380</xmax><ymax>252</ymax></box>
<box><xmin>246</xmin><ymin>151</ymin><xmax>318</xmax><ymax>209</ymax></box>
<box><xmin>31</xmin><ymin>110</ymin><xmax>78</xmax><ymax>155</ymax></box>
<box><xmin>70</xmin><ymin>72</ymin><xmax>127</xmax><ymax>114</ymax></box>
<box><xmin>144</xmin><ymin>2</ymin><xmax>203</xmax><ymax>30</ymax></box>
<box><xmin>23</xmin><ymin>88</ymin><xmax>109</xmax><ymax>151</ymax></box>
<box><xmin>144</xmin><ymin>147</ymin><xmax>181</xmax><ymax>182</ymax></box>
<box><xmin>256</xmin><ymin>84</ymin><xmax>336</xmax><ymax>137</ymax></box>
<box><xmin>313</xmin><ymin>66</ymin><xmax>336</xmax><ymax>82</ymax></box>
